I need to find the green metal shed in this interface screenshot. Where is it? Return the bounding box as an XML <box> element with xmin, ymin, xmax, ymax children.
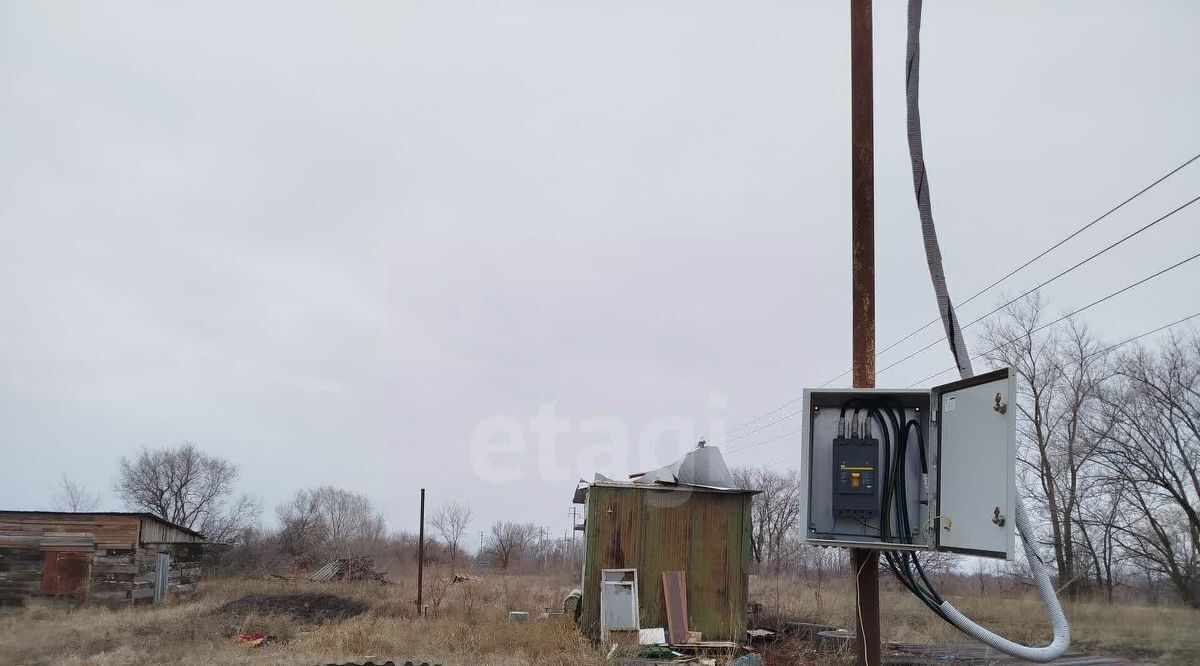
<box><xmin>575</xmin><ymin>479</ymin><xmax>755</xmax><ymax>643</ymax></box>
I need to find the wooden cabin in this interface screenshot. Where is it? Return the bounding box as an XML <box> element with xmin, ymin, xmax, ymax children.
<box><xmin>574</xmin><ymin>477</ymin><xmax>755</xmax><ymax>643</ymax></box>
<box><xmin>0</xmin><ymin>511</ymin><xmax>205</xmax><ymax>606</ymax></box>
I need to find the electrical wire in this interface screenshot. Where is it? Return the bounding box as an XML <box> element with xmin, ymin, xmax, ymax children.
<box><xmin>725</xmin><ymin>251</ymin><xmax>1200</xmax><ymax>459</ymax></box>
<box><xmin>721</xmin><ymin>395</ymin><xmax>805</xmax><ymax>438</ymax></box>
<box><xmin>910</xmin><ymin>309</ymin><xmax>1200</xmax><ymax>387</ymax></box>
<box><xmin>709</xmin><ymin>407</ymin><xmax>806</xmax><ymax>447</ymax></box>
<box><xmin>817</xmin><ymin>152</ymin><xmax>1200</xmax><ymax>388</ymax></box>
<box><xmin>723</xmin><ymin>426</ymin><xmax>803</xmax><ymax>456</ymax></box>
<box><xmin>906</xmin><ymin>252</ymin><xmax>1200</xmax><ymax>387</ymax></box>
<box><xmin>872</xmin><ymin>197</ymin><xmax>1200</xmax><ymax>377</ymax></box>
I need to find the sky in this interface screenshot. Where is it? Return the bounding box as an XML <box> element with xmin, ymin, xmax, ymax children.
<box><xmin>1</xmin><ymin>1</ymin><xmax>1198</xmax><ymax>542</ymax></box>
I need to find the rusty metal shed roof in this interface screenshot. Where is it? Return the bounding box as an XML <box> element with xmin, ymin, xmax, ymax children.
<box><xmin>0</xmin><ymin>511</ymin><xmax>205</xmax><ymax>540</ymax></box>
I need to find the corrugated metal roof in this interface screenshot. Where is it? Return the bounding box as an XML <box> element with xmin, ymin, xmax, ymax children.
<box><xmin>572</xmin><ymin>446</ymin><xmax>758</xmax><ymax>504</ymax></box>
<box><xmin>308</xmin><ymin>561</ymin><xmax>342</xmax><ymax>582</ymax></box>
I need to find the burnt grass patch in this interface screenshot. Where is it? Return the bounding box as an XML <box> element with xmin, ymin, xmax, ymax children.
<box><xmin>215</xmin><ymin>593</ymin><xmax>368</xmax><ymax>625</ymax></box>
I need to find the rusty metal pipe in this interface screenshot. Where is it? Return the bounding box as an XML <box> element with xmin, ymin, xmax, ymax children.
<box><xmin>850</xmin><ymin>0</ymin><xmax>880</xmax><ymax>664</ymax></box>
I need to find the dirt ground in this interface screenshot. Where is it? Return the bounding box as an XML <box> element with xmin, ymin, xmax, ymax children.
<box><xmin>0</xmin><ymin>573</ymin><xmax>1195</xmax><ymax>665</ymax></box>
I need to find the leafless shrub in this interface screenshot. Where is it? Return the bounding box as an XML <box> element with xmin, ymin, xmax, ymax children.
<box><xmin>429</xmin><ymin>501</ymin><xmax>473</xmax><ymax>569</ymax></box>
<box><xmin>49</xmin><ymin>473</ymin><xmax>101</xmax><ymax>512</ymax></box>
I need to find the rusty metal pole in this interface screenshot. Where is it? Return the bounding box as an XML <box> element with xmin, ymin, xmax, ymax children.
<box><xmin>850</xmin><ymin>0</ymin><xmax>881</xmax><ymax>665</ymax></box>
<box><xmin>417</xmin><ymin>488</ymin><xmax>425</xmax><ymax>617</ymax></box>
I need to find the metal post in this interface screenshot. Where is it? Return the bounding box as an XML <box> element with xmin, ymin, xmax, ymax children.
<box><xmin>416</xmin><ymin>488</ymin><xmax>425</xmax><ymax>617</ymax></box>
<box><xmin>850</xmin><ymin>0</ymin><xmax>881</xmax><ymax>664</ymax></box>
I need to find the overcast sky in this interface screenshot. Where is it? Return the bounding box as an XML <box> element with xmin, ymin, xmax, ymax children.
<box><xmin>1</xmin><ymin>1</ymin><xmax>1198</xmax><ymax>541</ymax></box>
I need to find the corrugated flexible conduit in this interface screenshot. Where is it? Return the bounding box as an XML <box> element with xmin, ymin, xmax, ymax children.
<box><xmin>905</xmin><ymin>0</ymin><xmax>1070</xmax><ymax>660</ymax></box>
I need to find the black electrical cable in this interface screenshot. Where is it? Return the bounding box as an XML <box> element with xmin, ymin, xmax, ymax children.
<box><xmin>834</xmin><ymin>398</ymin><xmax>952</xmax><ymax>621</ymax></box>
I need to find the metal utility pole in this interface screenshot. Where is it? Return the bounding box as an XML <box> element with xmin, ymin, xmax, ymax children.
<box><xmin>850</xmin><ymin>1</ymin><xmax>880</xmax><ymax>665</ymax></box>
<box><xmin>416</xmin><ymin>488</ymin><xmax>425</xmax><ymax>617</ymax></box>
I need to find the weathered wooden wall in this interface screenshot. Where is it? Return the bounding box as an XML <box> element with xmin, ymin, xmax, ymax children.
<box><xmin>579</xmin><ymin>484</ymin><xmax>753</xmax><ymax>642</ymax></box>
<box><xmin>0</xmin><ymin>513</ymin><xmax>205</xmax><ymax>607</ymax></box>
<box><xmin>138</xmin><ymin>517</ymin><xmax>205</xmax><ymax>545</ymax></box>
<box><xmin>0</xmin><ymin>547</ymin><xmax>45</xmax><ymax>604</ymax></box>
<box><xmin>0</xmin><ymin>513</ymin><xmax>140</xmax><ymax>549</ymax></box>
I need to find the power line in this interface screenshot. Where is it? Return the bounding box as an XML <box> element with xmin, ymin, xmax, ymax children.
<box><xmin>871</xmin><ymin>194</ymin><xmax>1200</xmax><ymax>378</ymax></box>
<box><xmin>720</xmin><ymin>395</ymin><xmax>805</xmax><ymax>438</ymax></box>
<box><xmin>721</xmin><ymin>244</ymin><xmax>1200</xmax><ymax>455</ymax></box>
<box><xmin>718</xmin><ymin>153</ymin><xmax>1200</xmax><ymax>446</ymax></box>
<box><xmin>754</xmin><ymin>311</ymin><xmax>1200</xmax><ymax>470</ymax></box>
<box><xmin>723</xmin><ymin>426</ymin><xmax>804</xmax><ymax>456</ymax></box>
<box><xmin>1093</xmin><ymin>311</ymin><xmax>1200</xmax><ymax>356</ymax></box>
<box><xmin>709</xmin><ymin>406</ymin><xmax>806</xmax><ymax>446</ymax></box>
<box><xmin>816</xmin><ymin>152</ymin><xmax>1200</xmax><ymax>388</ymax></box>
<box><xmin>762</xmin><ymin>453</ymin><xmax>804</xmax><ymax>468</ymax></box>
<box><xmin>911</xmin><ymin>310</ymin><xmax>1200</xmax><ymax>387</ymax></box>
<box><xmin>905</xmin><ymin>254</ymin><xmax>1200</xmax><ymax>386</ymax></box>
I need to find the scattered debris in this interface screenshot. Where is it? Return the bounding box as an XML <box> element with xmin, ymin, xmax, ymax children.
<box><xmin>563</xmin><ymin>588</ymin><xmax>582</xmax><ymax>618</ymax></box>
<box><xmin>508</xmin><ymin>611</ymin><xmax>529</xmax><ymax>622</ymax></box>
<box><xmin>639</xmin><ymin>628</ymin><xmax>666</xmax><ymax>645</ymax></box>
<box><xmin>745</xmin><ymin>629</ymin><xmax>774</xmax><ymax>642</ymax></box>
<box><xmin>816</xmin><ymin>629</ymin><xmax>854</xmax><ymax>651</ymax></box>
<box><xmin>307</xmin><ymin>556</ymin><xmax>389</xmax><ymax>583</ymax></box>
<box><xmin>782</xmin><ymin>621</ymin><xmax>838</xmax><ymax>644</ymax></box>
<box><xmin>235</xmin><ymin>631</ymin><xmax>269</xmax><ymax>647</ymax></box>
<box><xmin>685</xmin><ymin>631</ymin><xmax>702</xmax><ymax>644</ymax></box>
<box><xmin>450</xmin><ymin>573</ymin><xmax>481</xmax><ymax>583</ymax></box>
<box><xmin>216</xmin><ymin>593</ymin><xmax>368</xmax><ymax>624</ymax></box>
<box><xmin>638</xmin><ymin>645</ymin><xmax>683</xmax><ymax>660</ymax></box>
<box><xmin>726</xmin><ymin>654</ymin><xmax>763</xmax><ymax>666</ymax></box>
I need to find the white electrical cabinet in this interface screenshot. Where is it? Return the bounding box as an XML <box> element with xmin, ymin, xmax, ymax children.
<box><xmin>799</xmin><ymin>368</ymin><xmax>1016</xmax><ymax>559</ymax></box>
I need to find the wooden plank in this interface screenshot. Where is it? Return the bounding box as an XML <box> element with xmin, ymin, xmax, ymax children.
<box><xmin>92</xmin><ymin>564</ymin><xmax>137</xmax><ymax>575</ymax></box>
<box><xmin>662</xmin><ymin>571</ymin><xmax>689</xmax><ymax>644</ymax></box>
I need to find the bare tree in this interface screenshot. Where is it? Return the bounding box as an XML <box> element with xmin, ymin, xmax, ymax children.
<box><xmin>430</xmin><ymin>501</ymin><xmax>473</xmax><ymax>569</ymax></box>
<box><xmin>1075</xmin><ymin>477</ymin><xmax>1130</xmax><ymax>602</ymax></box>
<box><xmin>276</xmin><ymin>488</ymin><xmax>327</xmax><ymax>559</ymax></box>
<box><xmin>274</xmin><ymin>486</ymin><xmax>385</xmax><ymax>561</ymax></box>
<box><xmin>732</xmin><ymin>466</ymin><xmax>803</xmax><ymax>574</ymax></box>
<box><xmin>982</xmin><ymin>296</ymin><xmax>1107</xmax><ymax>598</ymax></box>
<box><xmin>485</xmin><ymin>521</ymin><xmax>541</xmax><ymax>569</ymax></box>
<box><xmin>1096</xmin><ymin>334</ymin><xmax>1200</xmax><ymax>608</ymax></box>
<box><xmin>114</xmin><ymin>443</ymin><xmax>259</xmax><ymax>542</ymax></box>
<box><xmin>50</xmin><ymin>474</ymin><xmax>101</xmax><ymax>512</ymax></box>
<box><xmin>313</xmin><ymin>486</ymin><xmax>385</xmax><ymax>545</ymax></box>
<box><xmin>200</xmin><ymin>493</ymin><xmax>263</xmax><ymax>545</ymax></box>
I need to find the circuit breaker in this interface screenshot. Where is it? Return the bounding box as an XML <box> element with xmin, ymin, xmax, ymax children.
<box><xmin>832</xmin><ymin>435</ymin><xmax>879</xmax><ymax>517</ymax></box>
<box><xmin>799</xmin><ymin>368</ymin><xmax>1017</xmax><ymax>559</ymax></box>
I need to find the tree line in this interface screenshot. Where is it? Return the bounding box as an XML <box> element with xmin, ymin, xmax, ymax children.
<box><xmin>49</xmin><ymin>442</ymin><xmax>580</xmax><ymax>576</ymax></box>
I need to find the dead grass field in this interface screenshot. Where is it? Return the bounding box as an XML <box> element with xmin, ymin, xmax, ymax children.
<box><xmin>750</xmin><ymin>576</ymin><xmax>1200</xmax><ymax>665</ymax></box>
<box><xmin>0</xmin><ymin>573</ymin><xmax>1195</xmax><ymax>665</ymax></box>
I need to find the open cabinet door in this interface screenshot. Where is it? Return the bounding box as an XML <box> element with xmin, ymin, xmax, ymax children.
<box><xmin>934</xmin><ymin>368</ymin><xmax>1017</xmax><ymax>559</ymax></box>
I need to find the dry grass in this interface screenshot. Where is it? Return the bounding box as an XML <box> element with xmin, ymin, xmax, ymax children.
<box><xmin>751</xmin><ymin>576</ymin><xmax>1200</xmax><ymax>665</ymax></box>
<box><xmin>0</xmin><ymin>574</ymin><xmax>602</xmax><ymax>666</ymax></box>
<box><xmin>0</xmin><ymin>573</ymin><xmax>1195</xmax><ymax>665</ymax></box>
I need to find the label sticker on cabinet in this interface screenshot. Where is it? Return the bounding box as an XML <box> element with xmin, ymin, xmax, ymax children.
<box><xmin>945</xmin><ymin>396</ymin><xmax>956</xmax><ymax>412</ymax></box>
